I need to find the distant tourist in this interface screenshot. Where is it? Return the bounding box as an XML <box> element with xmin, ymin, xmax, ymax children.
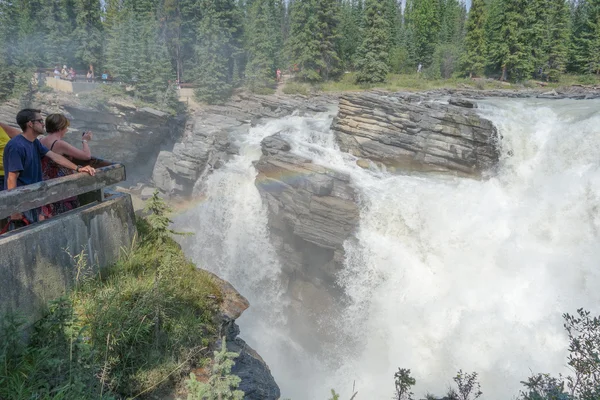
<box><xmin>61</xmin><ymin>65</ymin><xmax>68</xmax><ymax>78</ymax></box>
<box><xmin>417</xmin><ymin>63</ymin><xmax>423</xmax><ymax>74</ymax></box>
<box><xmin>276</xmin><ymin>68</ymin><xmax>282</xmax><ymax>83</ymax></box>
<box><xmin>54</xmin><ymin>66</ymin><xmax>60</xmax><ymax>79</ymax></box>
<box><xmin>3</xmin><ymin>109</ymin><xmax>95</xmax><ymax>229</ymax></box>
<box><xmin>68</xmin><ymin>67</ymin><xmax>76</xmax><ymax>81</ymax></box>
<box><xmin>39</xmin><ymin>113</ymin><xmax>93</xmax><ymax>218</ymax></box>
<box><xmin>86</xmin><ymin>70</ymin><xmax>93</xmax><ymax>82</ymax></box>
<box><xmin>101</xmin><ymin>71</ymin><xmax>108</xmax><ymax>83</ymax></box>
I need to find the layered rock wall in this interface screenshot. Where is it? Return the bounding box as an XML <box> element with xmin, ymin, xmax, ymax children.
<box><xmin>254</xmin><ymin>134</ymin><xmax>359</xmax><ymax>347</ymax></box>
<box><xmin>332</xmin><ymin>92</ymin><xmax>500</xmax><ymax>177</ymax></box>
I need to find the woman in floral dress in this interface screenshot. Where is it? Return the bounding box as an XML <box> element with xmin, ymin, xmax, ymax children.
<box><xmin>39</xmin><ymin>113</ymin><xmax>93</xmax><ymax>218</ymax></box>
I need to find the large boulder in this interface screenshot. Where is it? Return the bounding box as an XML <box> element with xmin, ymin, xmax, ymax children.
<box><xmin>331</xmin><ymin>92</ymin><xmax>500</xmax><ymax>178</ymax></box>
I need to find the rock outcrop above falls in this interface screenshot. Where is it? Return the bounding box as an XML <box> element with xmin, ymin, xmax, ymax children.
<box><xmin>254</xmin><ymin>134</ymin><xmax>359</xmax><ymax>348</ymax></box>
<box><xmin>152</xmin><ymin>92</ymin><xmax>335</xmax><ymax>198</ymax></box>
<box><xmin>332</xmin><ymin>92</ymin><xmax>500</xmax><ymax>178</ymax></box>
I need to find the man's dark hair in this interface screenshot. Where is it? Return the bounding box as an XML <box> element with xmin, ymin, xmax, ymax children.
<box><xmin>16</xmin><ymin>109</ymin><xmax>42</xmax><ymax>131</ymax></box>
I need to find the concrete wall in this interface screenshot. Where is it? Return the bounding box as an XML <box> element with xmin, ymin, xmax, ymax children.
<box><xmin>44</xmin><ymin>77</ymin><xmax>99</xmax><ymax>94</ymax></box>
<box><xmin>0</xmin><ymin>192</ymin><xmax>136</xmax><ymax>323</ymax></box>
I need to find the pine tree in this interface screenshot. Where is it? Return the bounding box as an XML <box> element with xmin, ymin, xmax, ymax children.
<box><xmin>486</xmin><ymin>0</ymin><xmax>532</xmax><ymax>81</ymax></box>
<box><xmin>355</xmin><ymin>0</ymin><xmax>390</xmax><ymax>83</ymax></box>
<box><xmin>545</xmin><ymin>0</ymin><xmax>570</xmax><ymax>81</ymax></box>
<box><xmin>525</xmin><ymin>0</ymin><xmax>550</xmax><ymax>78</ymax></box>
<box><xmin>315</xmin><ymin>0</ymin><xmax>341</xmax><ymax>79</ymax></box>
<box><xmin>461</xmin><ymin>0</ymin><xmax>486</xmax><ymax>77</ymax></box>
<box><xmin>41</xmin><ymin>0</ymin><xmax>77</xmax><ymax>68</ymax></box>
<box><xmin>186</xmin><ymin>337</ymin><xmax>244</xmax><ymax>400</ymax></box>
<box><xmin>244</xmin><ymin>0</ymin><xmax>282</xmax><ymax>90</ymax></box>
<box><xmin>73</xmin><ymin>0</ymin><xmax>104</xmax><ymax>71</ymax></box>
<box><xmin>405</xmin><ymin>0</ymin><xmax>441</xmax><ymax>67</ymax></box>
<box><xmin>338</xmin><ymin>0</ymin><xmax>363</xmax><ymax>71</ymax></box>
<box><xmin>286</xmin><ymin>0</ymin><xmax>340</xmax><ymax>81</ymax></box>
<box><xmin>192</xmin><ymin>0</ymin><xmax>243</xmax><ymax>103</ymax></box>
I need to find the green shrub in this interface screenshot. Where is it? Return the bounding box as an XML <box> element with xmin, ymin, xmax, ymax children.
<box><xmin>0</xmin><ymin>196</ymin><xmax>222</xmax><ymax>399</ymax></box>
<box><xmin>282</xmin><ymin>82</ymin><xmax>311</xmax><ymax>96</ymax></box>
<box><xmin>185</xmin><ymin>337</ymin><xmax>243</xmax><ymax>400</ymax></box>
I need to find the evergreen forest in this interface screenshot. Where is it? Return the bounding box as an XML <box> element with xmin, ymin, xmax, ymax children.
<box><xmin>1</xmin><ymin>0</ymin><xmax>600</xmax><ymax>105</ymax></box>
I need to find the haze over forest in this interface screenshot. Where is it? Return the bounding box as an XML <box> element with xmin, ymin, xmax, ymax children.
<box><xmin>0</xmin><ymin>0</ymin><xmax>599</xmax><ymax>105</ymax></box>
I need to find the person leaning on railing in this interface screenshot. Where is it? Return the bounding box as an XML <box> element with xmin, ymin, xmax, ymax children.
<box><xmin>39</xmin><ymin>113</ymin><xmax>93</xmax><ymax>218</ymax></box>
<box><xmin>0</xmin><ymin>122</ymin><xmax>21</xmax><ymax>191</ymax></box>
<box><xmin>2</xmin><ymin>109</ymin><xmax>95</xmax><ymax>230</ymax></box>
<box><xmin>0</xmin><ymin>122</ymin><xmax>21</xmax><ymax>232</ymax></box>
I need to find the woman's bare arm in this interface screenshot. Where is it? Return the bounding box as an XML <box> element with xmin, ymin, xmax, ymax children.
<box><xmin>0</xmin><ymin>122</ymin><xmax>21</xmax><ymax>138</ymax></box>
<box><xmin>54</xmin><ymin>138</ymin><xmax>92</xmax><ymax>160</ymax></box>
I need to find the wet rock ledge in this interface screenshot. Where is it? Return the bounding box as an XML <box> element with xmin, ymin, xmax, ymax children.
<box><xmin>331</xmin><ymin>92</ymin><xmax>501</xmax><ymax>178</ymax></box>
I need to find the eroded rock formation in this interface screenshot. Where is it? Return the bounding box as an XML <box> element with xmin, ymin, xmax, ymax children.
<box><xmin>332</xmin><ymin>92</ymin><xmax>500</xmax><ymax>178</ymax></box>
<box><xmin>152</xmin><ymin>92</ymin><xmax>335</xmax><ymax>198</ymax></box>
<box><xmin>254</xmin><ymin>133</ymin><xmax>359</xmax><ymax>348</ymax></box>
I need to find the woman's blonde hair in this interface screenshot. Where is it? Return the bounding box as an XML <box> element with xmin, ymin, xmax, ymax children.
<box><xmin>45</xmin><ymin>113</ymin><xmax>70</xmax><ymax>134</ymax></box>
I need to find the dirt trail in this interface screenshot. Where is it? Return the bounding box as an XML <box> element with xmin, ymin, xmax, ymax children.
<box><xmin>275</xmin><ymin>73</ymin><xmax>289</xmax><ymax>96</ymax></box>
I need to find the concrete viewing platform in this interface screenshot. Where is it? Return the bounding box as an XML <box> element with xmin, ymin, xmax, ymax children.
<box><xmin>0</xmin><ymin>162</ymin><xmax>136</xmax><ymax>323</ymax></box>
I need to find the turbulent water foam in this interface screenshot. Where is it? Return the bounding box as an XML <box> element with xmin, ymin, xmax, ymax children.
<box><xmin>176</xmin><ymin>99</ymin><xmax>600</xmax><ymax>400</ymax></box>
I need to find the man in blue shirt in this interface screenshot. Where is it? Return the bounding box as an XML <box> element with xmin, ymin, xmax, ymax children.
<box><xmin>3</xmin><ymin>109</ymin><xmax>96</xmax><ymax>225</ymax></box>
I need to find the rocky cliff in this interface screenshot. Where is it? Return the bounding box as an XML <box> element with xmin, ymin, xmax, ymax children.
<box><xmin>331</xmin><ymin>92</ymin><xmax>500</xmax><ymax>178</ymax></box>
<box><xmin>152</xmin><ymin>92</ymin><xmax>334</xmax><ymax>198</ymax></box>
<box><xmin>254</xmin><ymin>134</ymin><xmax>359</xmax><ymax>348</ymax></box>
<box><xmin>0</xmin><ymin>95</ymin><xmax>184</xmax><ymax>183</ymax></box>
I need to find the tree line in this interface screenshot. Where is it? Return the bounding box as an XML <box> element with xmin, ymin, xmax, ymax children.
<box><xmin>0</xmin><ymin>0</ymin><xmax>598</xmax><ymax>105</ymax></box>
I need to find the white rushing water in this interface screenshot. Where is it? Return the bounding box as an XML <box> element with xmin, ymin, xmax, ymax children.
<box><xmin>175</xmin><ymin>98</ymin><xmax>600</xmax><ymax>400</ymax></box>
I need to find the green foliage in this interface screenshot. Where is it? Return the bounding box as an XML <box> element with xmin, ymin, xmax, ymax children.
<box><xmin>355</xmin><ymin>0</ymin><xmax>390</xmax><ymax>83</ymax></box>
<box><xmin>461</xmin><ymin>0</ymin><xmax>486</xmax><ymax>77</ymax></box>
<box><xmin>427</xmin><ymin>43</ymin><xmax>462</xmax><ymax>79</ymax></box>
<box><xmin>485</xmin><ymin>0</ymin><xmax>533</xmax><ymax>81</ymax></box>
<box><xmin>563</xmin><ymin>309</ymin><xmax>600</xmax><ymax>399</ymax></box>
<box><xmin>245</xmin><ymin>0</ymin><xmax>283</xmax><ymax>91</ymax></box>
<box><xmin>453</xmin><ymin>370</ymin><xmax>483</xmax><ymax>400</ymax></box>
<box><xmin>192</xmin><ymin>0</ymin><xmax>243</xmax><ymax>104</ymax></box>
<box><xmin>404</xmin><ymin>0</ymin><xmax>441</xmax><ymax>67</ymax></box>
<box><xmin>144</xmin><ymin>190</ymin><xmax>189</xmax><ymax>244</ymax></box>
<box><xmin>337</xmin><ymin>0</ymin><xmax>363</xmax><ymax>71</ymax></box>
<box><xmin>520</xmin><ymin>373</ymin><xmax>571</xmax><ymax>400</ymax></box>
<box><xmin>286</xmin><ymin>0</ymin><xmax>341</xmax><ymax>82</ymax></box>
<box><xmin>185</xmin><ymin>337</ymin><xmax>244</xmax><ymax>400</ymax></box>
<box><xmin>282</xmin><ymin>81</ymin><xmax>311</xmax><ymax>95</ymax></box>
<box><xmin>328</xmin><ymin>388</ymin><xmax>340</xmax><ymax>400</ymax></box>
<box><xmin>0</xmin><ymin>211</ymin><xmax>221</xmax><ymax>399</ymax></box>
<box><xmin>394</xmin><ymin>368</ymin><xmax>416</xmax><ymax>400</ymax></box>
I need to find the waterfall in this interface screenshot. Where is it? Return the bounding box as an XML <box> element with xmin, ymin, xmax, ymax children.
<box><xmin>175</xmin><ymin>98</ymin><xmax>600</xmax><ymax>400</ymax></box>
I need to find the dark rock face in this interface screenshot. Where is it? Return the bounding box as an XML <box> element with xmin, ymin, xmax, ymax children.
<box><xmin>332</xmin><ymin>92</ymin><xmax>500</xmax><ymax>178</ymax></box>
<box><xmin>228</xmin><ymin>336</ymin><xmax>281</xmax><ymax>400</ymax></box>
<box><xmin>449</xmin><ymin>97</ymin><xmax>477</xmax><ymax>108</ymax></box>
<box><xmin>210</xmin><ymin>271</ymin><xmax>281</xmax><ymax>400</ymax></box>
<box><xmin>254</xmin><ymin>133</ymin><xmax>359</xmax><ymax>349</ymax></box>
